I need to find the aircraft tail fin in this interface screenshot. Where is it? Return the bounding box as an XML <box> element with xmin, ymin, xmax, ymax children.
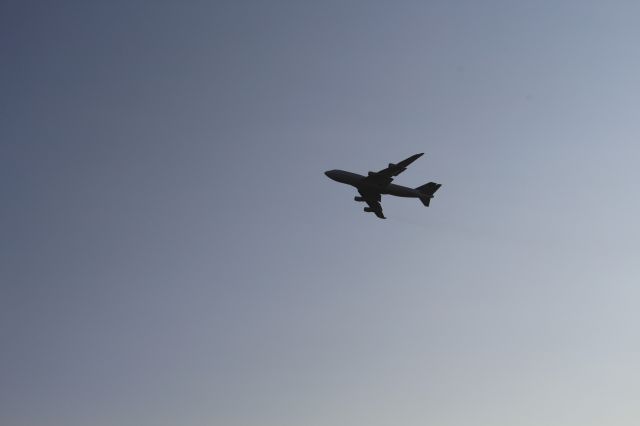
<box><xmin>416</xmin><ymin>182</ymin><xmax>441</xmax><ymax>207</ymax></box>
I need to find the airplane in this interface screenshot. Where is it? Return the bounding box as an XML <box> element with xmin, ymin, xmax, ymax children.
<box><xmin>324</xmin><ymin>153</ymin><xmax>441</xmax><ymax>219</ymax></box>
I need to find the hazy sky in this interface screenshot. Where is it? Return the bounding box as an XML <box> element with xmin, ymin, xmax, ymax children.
<box><xmin>2</xmin><ymin>1</ymin><xmax>640</xmax><ymax>425</ymax></box>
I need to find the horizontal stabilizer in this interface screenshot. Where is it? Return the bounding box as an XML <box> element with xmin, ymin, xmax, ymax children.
<box><xmin>416</xmin><ymin>182</ymin><xmax>441</xmax><ymax>207</ymax></box>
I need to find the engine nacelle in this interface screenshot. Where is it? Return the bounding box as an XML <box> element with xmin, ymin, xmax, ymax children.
<box><xmin>354</xmin><ymin>196</ymin><xmax>365</xmax><ymax>202</ymax></box>
<box><xmin>388</xmin><ymin>163</ymin><xmax>396</xmax><ymax>168</ymax></box>
<box><xmin>364</xmin><ymin>207</ymin><xmax>373</xmax><ymax>213</ymax></box>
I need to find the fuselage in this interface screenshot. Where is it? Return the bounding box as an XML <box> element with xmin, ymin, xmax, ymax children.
<box><xmin>324</xmin><ymin>169</ymin><xmax>419</xmax><ymax>198</ymax></box>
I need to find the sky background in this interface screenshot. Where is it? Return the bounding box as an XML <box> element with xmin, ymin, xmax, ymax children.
<box><xmin>2</xmin><ymin>1</ymin><xmax>640</xmax><ymax>425</ymax></box>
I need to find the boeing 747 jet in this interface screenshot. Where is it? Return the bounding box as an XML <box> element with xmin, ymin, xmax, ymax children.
<box><xmin>324</xmin><ymin>153</ymin><xmax>441</xmax><ymax>219</ymax></box>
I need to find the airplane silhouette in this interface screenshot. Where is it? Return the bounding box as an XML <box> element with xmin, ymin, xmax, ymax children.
<box><xmin>325</xmin><ymin>153</ymin><xmax>441</xmax><ymax>219</ymax></box>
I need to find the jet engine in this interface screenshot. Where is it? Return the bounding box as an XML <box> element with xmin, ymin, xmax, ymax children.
<box><xmin>354</xmin><ymin>196</ymin><xmax>365</xmax><ymax>202</ymax></box>
<box><xmin>388</xmin><ymin>163</ymin><xmax>396</xmax><ymax>168</ymax></box>
<box><xmin>364</xmin><ymin>207</ymin><xmax>373</xmax><ymax>213</ymax></box>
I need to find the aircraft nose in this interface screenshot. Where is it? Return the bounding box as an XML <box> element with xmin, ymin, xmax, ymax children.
<box><xmin>324</xmin><ymin>170</ymin><xmax>332</xmax><ymax>178</ymax></box>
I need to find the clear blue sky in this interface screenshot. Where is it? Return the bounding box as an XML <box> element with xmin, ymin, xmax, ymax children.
<box><xmin>2</xmin><ymin>1</ymin><xmax>640</xmax><ymax>425</ymax></box>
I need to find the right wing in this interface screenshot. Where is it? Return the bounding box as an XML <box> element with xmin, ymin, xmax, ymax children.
<box><xmin>358</xmin><ymin>189</ymin><xmax>385</xmax><ymax>219</ymax></box>
<box><xmin>363</xmin><ymin>153</ymin><xmax>424</xmax><ymax>186</ymax></box>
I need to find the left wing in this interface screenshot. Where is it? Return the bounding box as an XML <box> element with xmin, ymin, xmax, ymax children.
<box><xmin>363</xmin><ymin>153</ymin><xmax>424</xmax><ymax>186</ymax></box>
<box><xmin>358</xmin><ymin>189</ymin><xmax>385</xmax><ymax>219</ymax></box>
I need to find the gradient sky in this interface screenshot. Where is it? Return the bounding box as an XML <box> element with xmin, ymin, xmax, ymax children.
<box><xmin>2</xmin><ymin>1</ymin><xmax>640</xmax><ymax>425</ymax></box>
